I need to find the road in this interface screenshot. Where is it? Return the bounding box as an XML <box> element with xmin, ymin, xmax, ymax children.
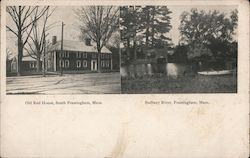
<box><xmin>6</xmin><ymin>72</ymin><xmax>121</xmax><ymax>94</ymax></box>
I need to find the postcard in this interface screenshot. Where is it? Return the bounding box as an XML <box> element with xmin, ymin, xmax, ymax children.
<box><xmin>1</xmin><ymin>0</ymin><xmax>249</xmax><ymax>157</ymax></box>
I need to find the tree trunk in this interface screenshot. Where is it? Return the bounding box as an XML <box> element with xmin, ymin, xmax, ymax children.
<box><xmin>133</xmin><ymin>40</ymin><xmax>137</xmax><ymax>60</ymax></box>
<box><xmin>144</xmin><ymin>63</ymin><xmax>148</xmax><ymax>75</ymax></box>
<box><xmin>37</xmin><ymin>56</ymin><xmax>41</xmax><ymax>72</ymax></box>
<box><xmin>145</xmin><ymin>27</ymin><xmax>149</xmax><ymax>48</ymax></box>
<box><xmin>145</xmin><ymin>8</ymin><xmax>150</xmax><ymax>48</ymax></box>
<box><xmin>97</xmin><ymin>49</ymin><xmax>101</xmax><ymax>73</ymax></box>
<box><xmin>126</xmin><ymin>38</ymin><xmax>130</xmax><ymax>57</ymax></box>
<box><xmin>126</xmin><ymin>38</ymin><xmax>130</xmax><ymax>77</ymax></box>
<box><xmin>133</xmin><ymin>39</ymin><xmax>137</xmax><ymax>77</ymax></box>
<box><xmin>151</xmin><ymin>7</ymin><xmax>155</xmax><ymax>47</ymax></box>
<box><xmin>133</xmin><ymin>64</ymin><xmax>137</xmax><ymax>78</ymax></box>
<box><xmin>17</xmin><ymin>34</ymin><xmax>23</xmax><ymax>76</ymax></box>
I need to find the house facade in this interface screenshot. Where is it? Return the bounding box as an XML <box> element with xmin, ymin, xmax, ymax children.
<box><xmin>22</xmin><ymin>56</ymin><xmax>43</xmax><ymax>71</ymax></box>
<box><xmin>47</xmin><ymin>37</ymin><xmax>112</xmax><ymax>72</ymax></box>
<box><xmin>7</xmin><ymin>55</ymin><xmax>42</xmax><ymax>74</ymax></box>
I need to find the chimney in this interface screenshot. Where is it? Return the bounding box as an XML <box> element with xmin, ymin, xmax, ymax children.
<box><xmin>52</xmin><ymin>36</ymin><xmax>57</xmax><ymax>45</ymax></box>
<box><xmin>85</xmin><ymin>38</ymin><xmax>91</xmax><ymax>46</ymax></box>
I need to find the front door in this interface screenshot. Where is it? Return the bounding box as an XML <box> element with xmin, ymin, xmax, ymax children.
<box><xmin>91</xmin><ymin>60</ymin><xmax>97</xmax><ymax>71</ymax></box>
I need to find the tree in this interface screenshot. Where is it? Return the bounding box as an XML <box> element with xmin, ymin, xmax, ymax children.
<box><xmin>24</xmin><ymin>7</ymin><xmax>56</xmax><ymax>72</ymax></box>
<box><xmin>75</xmin><ymin>6</ymin><xmax>119</xmax><ymax>72</ymax></box>
<box><xmin>120</xmin><ymin>6</ymin><xmax>172</xmax><ymax>77</ymax></box>
<box><xmin>170</xmin><ymin>44</ymin><xmax>188</xmax><ymax>63</ymax></box>
<box><xmin>6</xmin><ymin>6</ymin><xmax>49</xmax><ymax>75</ymax></box>
<box><xmin>120</xmin><ymin>6</ymin><xmax>173</xmax><ymax>59</ymax></box>
<box><xmin>179</xmin><ymin>8</ymin><xmax>238</xmax><ymax>65</ymax></box>
<box><xmin>188</xmin><ymin>42</ymin><xmax>212</xmax><ymax>60</ymax></box>
<box><xmin>120</xmin><ymin>6</ymin><xmax>140</xmax><ymax>61</ymax></box>
<box><xmin>139</xmin><ymin>6</ymin><xmax>172</xmax><ymax>48</ymax></box>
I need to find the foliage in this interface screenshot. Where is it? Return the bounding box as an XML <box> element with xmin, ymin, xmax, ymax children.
<box><xmin>188</xmin><ymin>42</ymin><xmax>212</xmax><ymax>61</ymax></box>
<box><xmin>139</xmin><ymin>6</ymin><xmax>172</xmax><ymax>48</ymax></box>
<box><xmin>169</xmin><ymin>45</ymin><xmax>188</xmax><ymax>63</ymax></box>
<box><xmin>179</xmin><ymin>9</ymin><xmax>238</xmax><ymax>45</ymax></box>
<box><xmin>120</xmin><ymin>6</ymin><xmax>139</xmax><ymax>48</ymax></box>
<box><xmin>120</xmin><ymin>6</ymin><xmax>173</xmax><ymax>64</ymax></box>
<box><xmin>179</xmin><ymin>8</ymin><xmax>238</xmax><ymax>63</ymax></box>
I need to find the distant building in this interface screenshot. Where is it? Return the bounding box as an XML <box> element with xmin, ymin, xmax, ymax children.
<box><xmin>7</xmin><ymin>55</ymin><xmax>42</xmax><ymax>73</ymax></box>
<box><xmin>22</xmin><ymin>56</ymin><xmax>43</xmax><ymax>71</ymax></box>
<box><xmin>47</xmin><ymin>37</ymin><xmax>112</xmax><ymax>72</ymax></box>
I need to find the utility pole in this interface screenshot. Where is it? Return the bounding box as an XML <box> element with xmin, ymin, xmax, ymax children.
<box><xmin>43</xmin><ymin>30</ymin><xmax>46</xmax><ymax>77</ymax></box>
<box><xmin>60</xmin><ymin>21</ymin><xmax>65</xmax><ymax>76</ymax></box>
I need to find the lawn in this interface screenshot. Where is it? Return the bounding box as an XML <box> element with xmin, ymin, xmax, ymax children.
<box><xmin>121</xmin><ymin>74</ymin><xmax>237</xmax><ymax>93</ymax></box>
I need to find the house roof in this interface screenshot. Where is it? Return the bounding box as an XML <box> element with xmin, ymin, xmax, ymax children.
<box><xmin>22</xmin><ymin>56</ymin><xmax>42</xmax><ymax>61</ymax></box>
<box><xmin>50</xmin><ymin>40</ymin><xmax>112</xmax><ymax>54</ymax></box>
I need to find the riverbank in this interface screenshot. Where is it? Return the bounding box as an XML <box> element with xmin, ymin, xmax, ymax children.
<box><xmin>121</xmin><ymin>74</ymin><xmax>237</xmax><ymax>93</ymax></box>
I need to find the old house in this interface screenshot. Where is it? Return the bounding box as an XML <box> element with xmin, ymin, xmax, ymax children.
<box><xmin>22</xmin><ymin>56</ymin><xmax>43</xmax><ymax>71</ymax></box>
<box><xmin>47</xmin><ymin>37</ymin><xmax>112</xmax><ymax>72</ymax></box>
<box><xmin>6</xmin><ymin>55</ymin><xmax>43</xmax><ymax>76</ymax></box>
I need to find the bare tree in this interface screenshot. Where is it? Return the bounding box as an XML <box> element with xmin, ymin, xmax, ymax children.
<box><xmin>75</xmin><ymin>6</ymin><xmax>119</xmax><ymax>72</ymax></box>
<box><xmin>24</xmin><ymin>7</ymin><xmax>56</xmax><ymax>72</ymax></box>
<box><xmin>6</xmin><ymin>6</ymin><xmax>49</xmax><ymax>75</ymax></box>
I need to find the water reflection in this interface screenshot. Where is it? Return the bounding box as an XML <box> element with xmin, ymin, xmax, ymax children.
<box><xmin>121</xmin><ymin>63</ymin><xmax>190</xmax><ymax>78</ymax></box>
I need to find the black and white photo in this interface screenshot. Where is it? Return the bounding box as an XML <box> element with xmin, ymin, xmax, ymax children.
<box><xmin>120</xmin><ymin>5</ymin><xmax>238</xmax><ymax>93</ymax></box>
<box><xmin>6</xmin><ymin>6</ymin><xmax>121</xmax><ymax>94</ymax></box>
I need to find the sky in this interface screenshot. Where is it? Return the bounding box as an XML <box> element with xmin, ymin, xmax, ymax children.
<box><xmin>6</xmin><ymin>5</ymin><xmax>237</xmax><ymax>55</ymax></box>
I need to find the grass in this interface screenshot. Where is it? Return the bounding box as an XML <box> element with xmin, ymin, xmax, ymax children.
<box><xmin>121</xmin><ymin>74</ymin><xmax>237</xmax><ymax>93</ymax></box>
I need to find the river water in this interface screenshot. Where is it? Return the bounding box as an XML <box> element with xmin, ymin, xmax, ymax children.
<box><xmin>121</xmin><ymin>63</ymin><xmax>191</xmax><ymax>78</ymax></box>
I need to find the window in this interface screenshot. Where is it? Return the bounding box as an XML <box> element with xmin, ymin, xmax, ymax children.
<box><xmin>101</xmin><ymin>60</ymin><xmax>105</xmax><ymax>67</ymax></box>
<box><xmin>101</xmin><ymin>53</ymin><xmax>104</xmax><ymax>59</ymax></box>
<box><xmin>83</xmin><ymin>52</ymin><xmax>87</xmax><ymax>58</ymax></box>
<box><xmin>76</xmin><ymin>60</ymin><xmax>81</xmax><ymax>68</ymax></box>
<box><xmin>77</xmin><ymin>52</ymin><xmax>81</xmax><ymax>58</ymax></box>
<box><xmin>62</xmin><ymin>60</ymin><xmax>65</xmax><ymax>68</ymax></box>
<box><xmin>29</xmin><ymin>62</ymin><xmax>33</xmax><ymax>68</ymax></box>
<box><xmin>59</xmin><ymin>60</ymin><xmax>63</xmax><ymax>67</ymax></box>
<box><xmin>30</xmin><ymin>61</ymin><xmax>36</xmax><ymax>68</ymax></box>
<box><xmin>105</xmin><ymin>54</ymin><xmax>109</xmax><ymax>59</ymax></box>
<box><xmin>65</xmin><ymin>52</ymin><xmax>69</xmax><ymax>58</ymax></box>
<box><xmin>59</xmin><ymin>60</ymin><xmax>62</xmax><ymax>67</ymax></box>
<box><xmin>65</xmin><ymin>60</ymin><xmax>69</xmax><ymax>68</ymax></box>
<box><xmin>59</xmin><ymin>52</ymin><xmax>62</xmax><ymax>58</ymax></box>
<box><xmin>92</xmin><ymin>53</ymin><xmax>97</xmax><ymax>58</ymax></box>
<box><xmin>106</xmin><ymin>60</ymin><xmax>109</xmax><ymax>67</ymax></box>
<box><xmin>82</xmin><ymin>60</ymin><xmax>87</xmax><ymax>67</ymax></box>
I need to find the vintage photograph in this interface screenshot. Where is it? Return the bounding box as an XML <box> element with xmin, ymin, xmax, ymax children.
<box><xmin>6</xmin><ymin>6</ymin><xmax>121</xmax><ymax>94</ymax></box>
<box><xmin>5</xmin><ymin>5</ymin><xmax>238</xmax><ymax>94</ymax></box>
<box><xmin>120</xmin><ymin>6</ymin><xmax>238</xmax><ymax>93</ymax></box>
<box><xmin>1</xmin><ymin>1</ymin><xmax>249</xmax><ymax>158</ymax></box>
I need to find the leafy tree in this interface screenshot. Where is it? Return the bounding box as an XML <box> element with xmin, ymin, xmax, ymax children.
<box><xmin>120</xmin><ymin>6</ymin><xmax>141</xmax><ymax>62</ymax></box>
<box><xmin>120</xmin><ymin>6</ymin><xmax>173</xmax><ymax>62</ymax></box>
<box><xmin>179</xmin><ymin>8</ymin><xmax>238</xmax><ymax>65</ymax></box>
<box><xmin>188</xmin><ymin>42</ymin><xmax>212</xmax><ymax>60</ymax></box>
<box><xmin>6</xmin><ymin>6</ymin><xmax>49</xmax><ymax>75</ymax></box>
<box><xmin>170</xmin><ymin>45</ymin><xmax>188</xmax><ymax>63</ymax></box>
<box><xmin>75</xmin><ymin>6</ymin><xmax>119</xmax><ymax>72</ymax></box>
<box><xmin>139</xmin><ymin>6</ymin><xmax>172</xmax><ymax>48</ymax></box>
